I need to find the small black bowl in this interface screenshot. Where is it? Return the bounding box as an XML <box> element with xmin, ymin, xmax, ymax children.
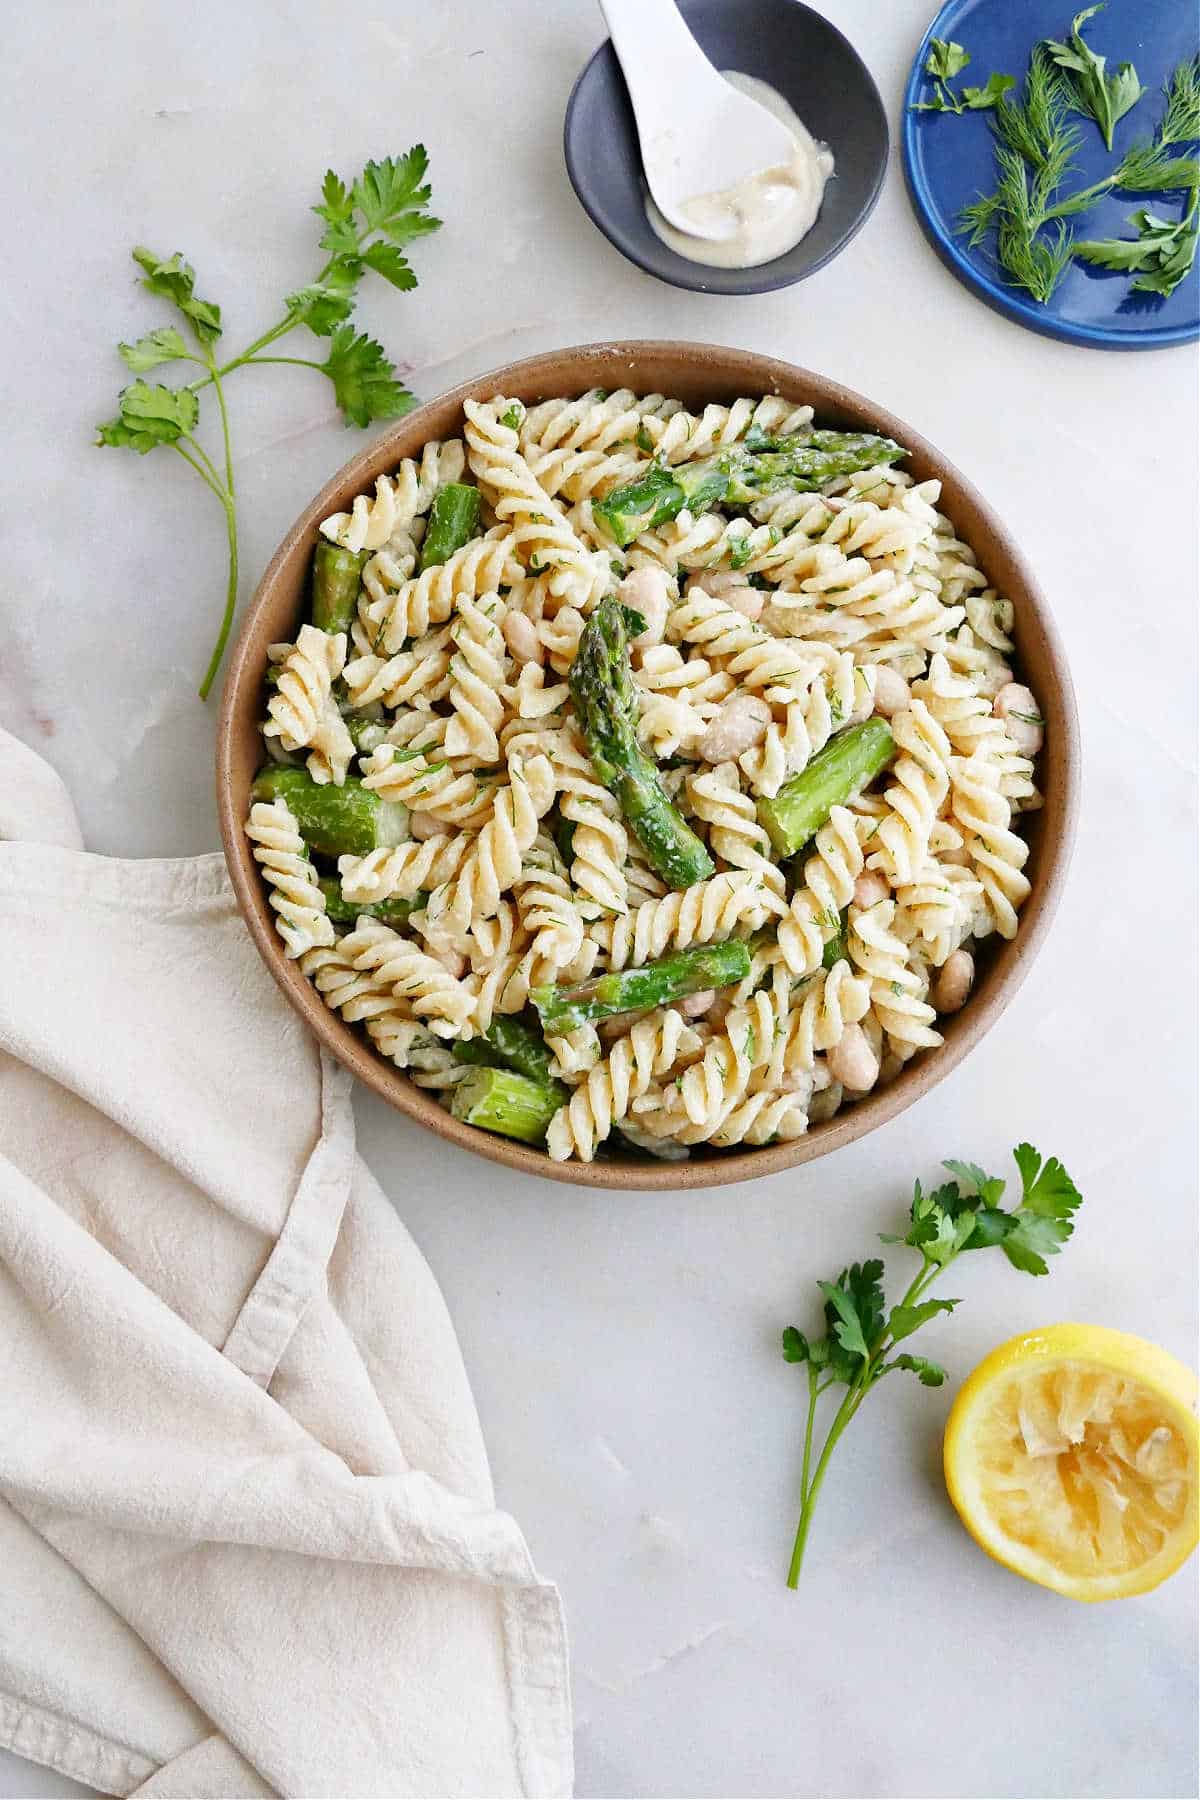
<box><xmin>564</xmin><ymin>0</ymin><xmax>888</xmax><ymax>296</ymax></box>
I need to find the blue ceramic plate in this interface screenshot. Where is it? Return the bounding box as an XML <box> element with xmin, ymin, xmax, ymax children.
<box><xmin>902</xmin><ymin>0</ymin><xmax>1199</xmax><ymax>348</ymax></box>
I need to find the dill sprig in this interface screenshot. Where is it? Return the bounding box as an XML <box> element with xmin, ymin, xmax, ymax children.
<box><xmin>1159</xmin><ymin>55</ymin><xmax>1200</xmax><ymax>147</ymax></box>
<box><xmin>992</xmin><ymin>47</ymin><xmax>1077</xmax><ymax>171</ymax></box>
<box><xmin>957</xmin><ymin>35</ymin><xmax>1200</xmax><ymax>306</ymax></box>
<box><xmin>959</xmin><ymin>51</ymin><xmax>1084</xmax><ymax>301</ymax></box>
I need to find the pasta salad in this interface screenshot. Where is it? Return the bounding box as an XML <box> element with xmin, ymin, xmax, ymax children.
<box><xmin>244</xmin><ymin>387</ymin><xmax>1044</xmax><ymax>1163</ymax></box>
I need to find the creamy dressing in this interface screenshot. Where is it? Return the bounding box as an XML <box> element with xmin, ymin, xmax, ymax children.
<box><xmin>645</xmin><ymin>72</ymin><xmax>834</xmax><ymax>270</ymax></box>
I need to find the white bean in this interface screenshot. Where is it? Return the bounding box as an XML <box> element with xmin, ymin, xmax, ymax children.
<box><xmin>698</xmin><ymin>694</ymin><xmax>772</xmax><ymax>763</ymax></box>
<box><xmin>931</xmin><ymin>949</ymin><xmax>974</xmax><ymax>1015</ymax></box>
<box><xmin>679</xmin><ymin>988</ymin><xmax>716</xmax><ymax>1019</ymax></box>
<box><xmin>853</xmin><ymin>872</ymin><xmax>889</xmax><ymax>910</ymax></box>
<box><xmin>434</xmin><ymin>948</ymin><xmax>467</xmax><ymax>981</ymax></box>
<box><xmin>722</xmin><ymin>585</ymin><xmax>765</xmax><ymax>621</ymax></box>
<box><xmin>686</xmin><ymin>569</ymin><xmax>752</xmax><ymax>599</ymax></box>
<box><xmin>408</xmin><ymin>810</ymin><xmax>443</xmax><ymax>841</ymax></box>
<box><xmin>827</xmin><ymin>1023</ymin><xmax>879</xmax><ymax>1093</ymax></box>
<box><xmin>618</xmin><ymin>567</ymin><xmax>671</xmax><ymax>645</ymax></box>
<box><xmin>871</xmin><ymin>666</ymin><xmax>911</xmax><ymax>718</ymax></box>
<box><xmin>993</xmin><ymin>682</ymin><xmax>1044</xmax><ymax>755</ymax></box>
<box><xmin>501</xmin><ymin>612</ymin><xmax>540</xmax><ymax>665</ymax></box>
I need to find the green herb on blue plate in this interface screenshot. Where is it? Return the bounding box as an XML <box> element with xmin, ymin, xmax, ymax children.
<box><xmin>1044</xmin><ymin>4</ymin><xmax>1145</xmax><ymax>151</ymax></box>
<box><xmin>1073</xmin><ymin>58</ymin><xmax>1200</xmax><ymax>298</ymax></box>
<box><xmin>912</xmin><ymin>38</ymin><xmax>1015</xmax><ymax>115</ymax></box>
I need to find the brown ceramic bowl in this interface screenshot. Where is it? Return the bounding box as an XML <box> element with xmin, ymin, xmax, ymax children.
<box><xmin>217</xmin><ymin>342</ymin><xmax>1079</xmax><ymax>1190</ymax></box>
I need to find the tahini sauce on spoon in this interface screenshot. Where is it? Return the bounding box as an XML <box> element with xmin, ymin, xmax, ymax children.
<box><xmin>644</xmin><ymin>72</ymin><xmax>833</xmax><ymax>270</ymax></box>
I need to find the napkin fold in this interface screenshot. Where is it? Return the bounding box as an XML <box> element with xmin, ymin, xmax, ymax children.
<box><xmin>0</xmin><ymin>726</ymin><xmax>572</xmax><ymax>1800</ymax></box>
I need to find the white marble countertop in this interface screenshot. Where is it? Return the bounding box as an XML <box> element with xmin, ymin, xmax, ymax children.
<box><xmin>2</xmin><ymin>1</ymin><xmax>1197</xmax><ymax>1795</ymax></box>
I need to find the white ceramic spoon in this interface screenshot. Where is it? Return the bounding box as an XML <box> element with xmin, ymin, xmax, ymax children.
<box><xmin>598</xmin><ymin>0</ymin><xmax>797</xmax><ymax>241</ymax></box>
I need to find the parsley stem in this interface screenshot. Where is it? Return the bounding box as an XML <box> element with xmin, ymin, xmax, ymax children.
<box><xmin>171</xmin><ymin>439</ymin><xmax>227</xmax><ymax>504</ymax></box>
<box><xmin>786</xmin><ymin>1257</ymin><xmax>954</xmax><ymax>1588</ymax></box>
<box><xmin>787</xmin><ymin>1382</ymin><xmax>865</xmax><ymax>1588</ymax></box>
<box><xmin>185</xmin><ymin>314</ymin><xmax>301</xmax><ymax>397</ymax></box>
<box><xmin>225</xmin><ymin>314</ymin><xmax>301</xmax><ymax>365</ymax></box>
<box><xmin>198</xmin><ymin>491</ymin><xmax>239</xmax><ymax>701</ymax></box>
<box><xmin>243</xmin><ymin>355</ymin><xmax>325</xmax><ymax>371</ymax></box>
<box><xmin>197</xmin><ymin>361</ymin><xmax>239</xmax><ymax>701</ymax></box>
<box><xmin>799</xmin><ymin>1364</ymin><xmax>819</xmax><ymax>1506</ymax></box>
<box><xmin>181</xmin><ymin>430</ymin><xmax>225</xmax><ymax>494</ymax></box>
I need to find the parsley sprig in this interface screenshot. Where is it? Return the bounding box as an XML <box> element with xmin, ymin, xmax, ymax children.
<box><xmin>1045</xmin><ymin>4</ymin><xmax>1145</xmax><ymax>151</ymax></box>
<box><xmin>781</xmin><ymin>1143</ymin><xmax>1082</xmax><ymax>1588</ymax></box>
<box><xmin>912</xmin><ymin>39</ymin><xmax>1015</xmax><ymax>116</ymax></box>
<box><xmin>97</xmin><ymin>150</ymin><xmax>439</xmax><ymax>698</ymax></box>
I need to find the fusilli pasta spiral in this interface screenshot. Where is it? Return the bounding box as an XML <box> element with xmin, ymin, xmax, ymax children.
<box><xmin>246</xmin><ymin>799</ymin><xmax>333</xmax><ymax>959</ymax></box>
<box><xmin>264</xmin><ymin>626</ymin><xmax>355</xmax><ymax>786</ymax></box>
<box><xmin>338</xmin><ymin>918</ymin><xmax>475</xmax><ymax>1037</ymax></box>
<box><xmin>445</xmin><ymin>591</ymin><xmax>508</xmax><ymax>762</ymax></box>
<box><xmin>319</xmin><ymin>440</ymin><xmax>465</xmax><ymax>552</ymax></box>
<box><xmin>547</xmin><ymin>1008</ymin><xmax>702</xmax><ymax>1162</ymax></box>
<box><xmin>591</xmin><ymin>869</ymin><xmax>781</xmax><ymax>969</ymax></box>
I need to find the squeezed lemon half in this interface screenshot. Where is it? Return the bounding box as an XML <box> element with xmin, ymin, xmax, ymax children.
<box><xmin>944</xmin><ymin>1324</ymin><xmax>1199</xmax><ymax>1601</ymax></box>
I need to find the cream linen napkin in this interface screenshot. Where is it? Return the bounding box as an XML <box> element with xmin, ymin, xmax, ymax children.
<box><xmin>0</xmin><ymin>726</ymin><xmax>572</xmax><ymax>1800</ymax></box>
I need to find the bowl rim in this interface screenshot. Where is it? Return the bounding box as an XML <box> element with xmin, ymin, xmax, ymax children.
<box><xmin>216</xmin><ymin>339</ymin><xmax>1081</xmax><ymax>1192</ymax></box>
<box><xmin>562</xmin><ymin>0</ymin><xmax>889</xmax><ymax>296</ymax></box>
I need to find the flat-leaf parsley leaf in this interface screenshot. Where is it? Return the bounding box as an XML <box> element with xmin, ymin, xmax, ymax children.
<box><xmin>1045</xmin><ymin>4</ymin><xmax>1145</xmax><ymax>150</ymax></box>
<box><xmin>912</xmin><ymin>38</ymin><xmax>1014</xmax><ymax>115</ymax></box>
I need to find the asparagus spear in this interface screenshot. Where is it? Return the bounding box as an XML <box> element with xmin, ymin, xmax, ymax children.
<box><xmin>343</xmin><ymin>711</ymin><xmax>388</xmax><ymax>754</ymax></box>
<box><xmin>569</xmin><ymin>596</ymin><xmax>715</xmax><ymax>889</ymax></box>
<box><xmin>251</xmin><ymin>766</ymin><xmax>407</xmax><ymax>857</ymax></box>
<box><xmin>311</xmin><ymin>541</ymin><xmax>368</xmax><ymax>634</ymax></box>
<box><xmin>418</xmin><ymin>482</ymin><xmax>482</xmax><ymax>571</ymax></box>
<box><xmin>451</xmin><ymin>1067</ymin><xmax>562</xmax><ymax>1144</ymax></box>
<box><xmin>317</xmin><ymin>877</ymin><xmax>424</xmax><ymax>924</ymax></box>
<box><xmin>592</xmin><ymin>436</ymin><xmax>906</xmax><ymax>547</ymax></box>
<box><xmin>592</xmin><ymin>459</ymin><xmax>730</xmax><ymax>547</ymax></box>
<box><xmin>743</xmin><ymin>424</ymin><xmax>901</xmax><ymax>457</ymax></box>
<box><xmin>532</xmin><ymin>940</ymin><xmax>752</xmax><ymax>1036</ymax></box>
<box><xmin>757</xmin><ymin>719</ymin><xmax>896</xmax><ymax>858</ymax></box>
<box><xmin>452</xmin><ymin>1015</ymin><xmax>561</xmax><ymax>1088</ymax></box>
<box><xmin>723</xmin><ymin>435</ymin><xmax>906</xmax><ymax>504</ymax></box>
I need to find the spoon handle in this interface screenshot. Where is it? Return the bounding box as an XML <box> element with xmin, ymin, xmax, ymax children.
<box><xmin>598</xmin><ymin>0</ymin><xmax>715</xmax><ymax>128</ymax></box>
